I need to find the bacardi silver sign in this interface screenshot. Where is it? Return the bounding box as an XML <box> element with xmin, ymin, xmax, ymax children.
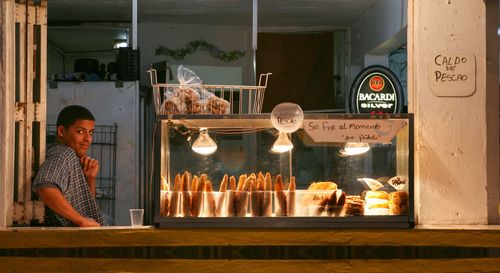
<box><xmin>349</xmin><ymin>65</ymin><xmax>404</xmax><ymax>114</ymax></box>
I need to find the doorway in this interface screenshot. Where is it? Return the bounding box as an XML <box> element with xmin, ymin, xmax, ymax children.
<box><xmin>256</xmin><ymin>31</ymin><xmax>346</xmax><ymax>112</ymax></box>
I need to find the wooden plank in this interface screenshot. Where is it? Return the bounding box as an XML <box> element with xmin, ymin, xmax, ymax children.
<box><xmin>0</xmin><ymin>227</ymin><xmax>500</xmax><ymax>248</ymax></box>
<box><xmin>0</xmin><ymin>0</ymin><xmax>17</xmax><ymax>227</ymax></box>
<box><xmin>23</xmin><ymin>4</ymin><xmax>35</xmax><ymax>209</ymax></box>
<box><xmin>31</xmin><ymin>2</ymin><xmax>47</xmax><ymax>225</ymax></box>
<box><xmin>2</xmin><ymin>257</ymin><xmax>500</xmax><ymax>273</ymax></box>
<box><xmin>14</xmin><ymin>3</ymin><xmax>27</xmax><ymax>210</ymax></box>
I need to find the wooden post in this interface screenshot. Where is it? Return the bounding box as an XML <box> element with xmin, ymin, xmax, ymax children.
<box><xmin>1</xmin><ymin>0</ymin><xmax>46</xmax><ymax>227</ymax></box>
<box><xmin>0</xmin><ymin>0</ymin><xmax>17</xmax><ymax>227</ymax></box>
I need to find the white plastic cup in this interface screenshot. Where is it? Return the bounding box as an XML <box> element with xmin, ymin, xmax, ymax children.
<box><xmin>129</xmin><ymin>209</ymin><xmax>144</xmax><ymax>227</ymax></box>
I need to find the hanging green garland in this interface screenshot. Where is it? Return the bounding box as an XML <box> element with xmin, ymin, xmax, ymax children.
<box><xmin>155</xmin><ymin>40</ymin><xmax>246</xmax><ymax>62</ymax></box>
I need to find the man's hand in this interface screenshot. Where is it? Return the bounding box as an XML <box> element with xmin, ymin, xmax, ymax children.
<box><xmin>78</xmin><ymin>217</ymin><xmax>101</xmax><ymax>227</ymax></box>
<box><xmin>80</xmin><ymin>156</ymin><xmax>99</xmax><ymax>196</ymax></box>
<box><xmin>80</xmin><ymin>155</ymin><xmax>99</xmax><ymax>180</ymax></box>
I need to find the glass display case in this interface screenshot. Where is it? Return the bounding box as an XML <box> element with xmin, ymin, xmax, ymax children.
<box><xmin>153</xmin><ymin>113</ymin><xmax>413</xmax><ymax>228</ymax></box>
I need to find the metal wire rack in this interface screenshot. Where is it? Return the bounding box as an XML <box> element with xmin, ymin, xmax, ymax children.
<box><xmin>46</xmin><ymin>124</ymin><xmax>117</xmax><ymax>220</ymax></box>
<box><xmin>148</xmin><ymin>68</ymin><xmax>271</xmax><ymax>115</ymax></box>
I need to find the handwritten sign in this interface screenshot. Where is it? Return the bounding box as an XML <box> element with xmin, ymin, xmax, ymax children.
<box><xmin>303</xmin><ymin>119</ymin><xmax>407</xmax><ymax>144</ymax></box>
<box><xmin>428</xmin><ymin>51</ymin><xmax>476</xmax><ymax>97</ymax></box>
<box><xmin>271</xmin><ymin>103</ymin><xmax>304</xmax><ymax>133</ymax></box>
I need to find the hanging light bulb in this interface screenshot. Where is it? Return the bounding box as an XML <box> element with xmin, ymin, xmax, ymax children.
<box><xmin>271</xmin><ymin>131</ymin><xmax>293</xmax><ymax>153</ymax></box>
<box><xmin>192</xmin><ymin>128</ymin><xmax>217</xmax><ymax>155</ymax></box>
<box><xmin>340</xmin><ymin>142</ymin><xmax>370</xmax><ymax>156</ymax></box>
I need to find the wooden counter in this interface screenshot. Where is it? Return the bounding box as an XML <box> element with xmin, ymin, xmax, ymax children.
<box><xmin>1</xmin><ymin>225</ymin><xmax>500</xmax><ymax>248</ymax></box>
<box><xmin>0</xmin><ymin>225</ymin><xmax>499</xmax><ymax>272</ymax></box>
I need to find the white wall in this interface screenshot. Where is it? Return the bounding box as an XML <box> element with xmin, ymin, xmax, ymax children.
<box><xmin>138</xmin><ymin>22</ymin><xmax>253</xmax><ymax>86</ymax></box>
<box><xmin>47</xmin><ymin>82</ymin><xmax>140</xmax><ymax>225</ymax></box>
<box><xmin>409</xmin><ymin>0</ymin><xmax>499</xmax><ymax>224</ymax></box>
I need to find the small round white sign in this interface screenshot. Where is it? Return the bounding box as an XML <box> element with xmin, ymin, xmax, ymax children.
<box><xmin>271</xmin><ymin>103</ymin><xmax>304</xmax><ymax>133</ymax></box>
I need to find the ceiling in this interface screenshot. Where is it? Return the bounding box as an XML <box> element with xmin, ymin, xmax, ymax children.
<box><xmin>47</xmin><ymin>0</ymin><xmax>378</xmax><ymax>29</ymax></box>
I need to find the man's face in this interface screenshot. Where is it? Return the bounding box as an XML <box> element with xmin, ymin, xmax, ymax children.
<box><xmin>57</xmin><ymin>119</ymin><xmax>95</xmax><ymax>158</ymax></box>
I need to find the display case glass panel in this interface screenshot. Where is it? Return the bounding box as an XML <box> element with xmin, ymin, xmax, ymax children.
<box><xmin>153</xmin><ymin>113</ymin><xmax>413</xmax><ymax>228</ymax></box>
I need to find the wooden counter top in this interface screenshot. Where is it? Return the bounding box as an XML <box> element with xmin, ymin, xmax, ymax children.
<box><xmin>0</xmin><ymin>225</ymin><xmax>499</xmax><ymax>248</ymax></box>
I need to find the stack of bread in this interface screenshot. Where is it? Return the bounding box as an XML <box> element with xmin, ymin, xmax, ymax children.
<box><xmin>364</xmin><ymin>190</ymin><xmax>390</xmax><ymax>215</ymax></box>
<box><xmin>345</xmin><ymin>195</ymin><xmax>364</xmax><ymax>216</ymax></box>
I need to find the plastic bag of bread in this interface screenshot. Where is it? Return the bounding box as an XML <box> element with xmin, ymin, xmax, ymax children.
<box><xmin>175</xmin><ymin>65</ymin><xmax>231</xmax><ymax>114</ymax></box>
<box><xmin>207</xmin><ymin>96</ymin><xmax>230</xmax><ymax>114</ymax></box>
<box><xmin>160</xmin><ymin>95</ymin><xmax>186</xmax><ymax>114</ymax></box>
<box><xmin>176</xmin><ymin>86</ymin><xmax>200</xmax><ymax>104</ymax></box>
<box><xmin>177</xmin><ymin>65</ymin><xmax>203</xmax><ymax>86</ymax></box>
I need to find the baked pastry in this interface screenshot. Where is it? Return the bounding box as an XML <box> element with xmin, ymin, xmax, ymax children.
<box><xmin>177</xmin><ymin>87</ymin><xmax>200</xmax><ymax>103</ymax></box>
<box><xmin>204</xmin><ymin>181</ymin><xmax>216</xmax><ymax>217</ymax></box>
<box><xmin>207</xmin><ymin>96</ymin><xmax>230</xmax><ymax>114</ymax></box>
<box><xmin>162</xmin><ymin>97</ymin><xmax>186</xmax><ymax>114</ymax></box>
<box><xmin>168</xmin><ymin>174</ymin><xmax>182</xmax><ymax>217</ymax></box>
<box><xmin>186</xmin><ymin>100</ymin><xmax>204</xmax><ymax>114</ymax></box>
<box><xmin>190</xmin><ymin>175</ymin><xmax>206</xmax><ymax>217</ymax></box>
<box><xmin>180</xmin><ymin>171</ymin><xmax>192</xmax><ymax>217</ymax></box>
<box><xmin>388</xmin><ymin>191</ymin><xmax>409</xmax><ymax>215</ymax></box>
<box><xmin>274</xmin><ymin>175</ymin><xmax>287</xmax><ymax>216</ymax></box>
<box><xmin>345</xmin><ymin>195</ymin><xmax>364</xmax><ymax>216</ymax></box>
<box><xmin>364</xmin><ymin>190</ymin><xmax>389</xmax><ymax>215</ymax></box>
<box><xmin>365</xmin><ymin>190</ymin><xmax>389</xmax><ymax>200</ymax></box>
<box><xmin>215</xmin><ymin>174</ymin><xmax>228</xmax><ymax>217</ymax></box>
<box><xmin>249</xmin><ymin>172</ymin><xmax>273</xmax><ymax>217</ymax></box>
<box><xmin>307</xmin><ymin>181</ymin><xmax>338</xmax><ymax>191</ymax></box>
<box><xmin>287</xmin><ymin>176</ymin><xmax>296</xmax><ymax>217</ymax></box>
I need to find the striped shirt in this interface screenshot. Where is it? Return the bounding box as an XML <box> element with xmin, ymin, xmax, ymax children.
<box><xmin>33</xmin><ymin>143</ymin><xmax>107</xmax><ymax>226</ymax></box>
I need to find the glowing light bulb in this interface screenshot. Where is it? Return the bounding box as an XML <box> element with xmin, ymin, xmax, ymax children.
<box><xmin>271</xmin><ymin>132</ymin><xmax>293</xmax><ymax>153</ymax></box>
<box><xmin>340</xmin><ymin>142</ymin><xmax>370</xmax><ymax>156</ymax></box>
<box><xmin>192</xmin><ymin>128</ymin><xmax>217</xmax><ymax>155</ymax></box>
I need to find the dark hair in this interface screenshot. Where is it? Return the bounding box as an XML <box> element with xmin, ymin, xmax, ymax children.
<box><xmin>56</xmin><ymin>105</ymin><xmax>95</xmax><ymax>128</ymax></box>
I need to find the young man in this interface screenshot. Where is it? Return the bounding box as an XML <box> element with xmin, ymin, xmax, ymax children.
<box><xmin>33</xmin><ymin>105</ymin><xmax>107</xmax><ymax>227</ymax></box>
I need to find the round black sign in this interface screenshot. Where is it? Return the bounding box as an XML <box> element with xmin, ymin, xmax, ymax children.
<box><xmin>349</xmin><ymin>65</ymin><xmax>404</xmax><ymax>114</ymax></box>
